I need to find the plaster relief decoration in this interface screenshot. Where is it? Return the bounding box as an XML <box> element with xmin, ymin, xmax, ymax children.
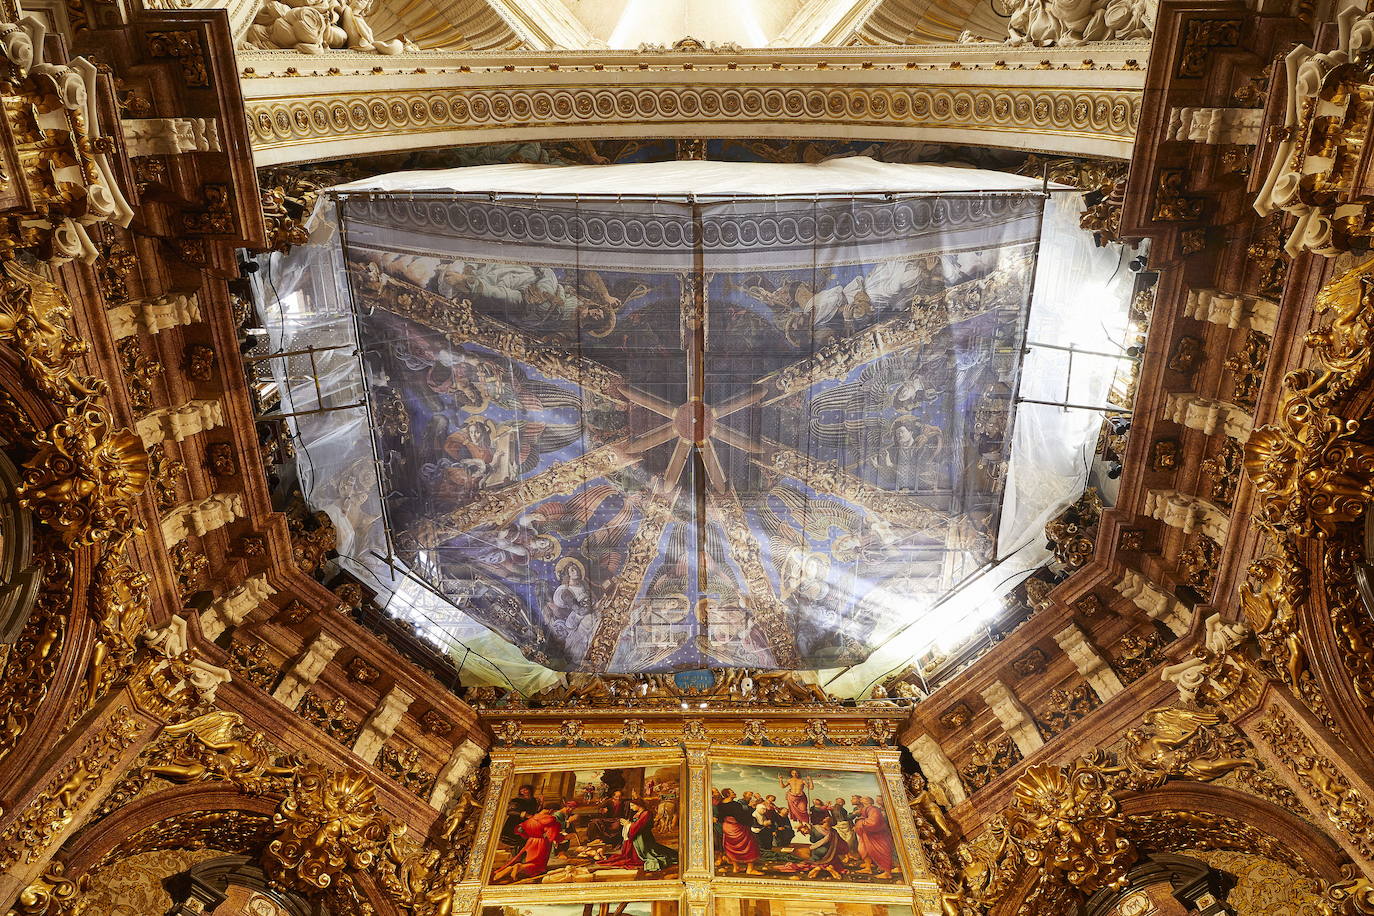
<box><xmin>0</xmin><ymin>16</ymin><xmax>133</xmax><ymax>263</ymax></box>
<box><xmin>1254</xmin><ymin>3</ymin><xmax>1374</xmax><ymax>255</ymax></box>
<box><xmin>709</xmin><ymin>761</ymin><xmax>904</xmax><ymax>884</ymax></box>
<box><xmin>242</xmin><ymin>0</ymin><xmax>419</xmax><ymax>54</ymax></box>
<box><xmin>260</xmin><ymin>159</ymin><xmax>1133</xmax><ymax>694</ymax></box>
<box><xmin>488</xmin><ymin>765</ymin><xmax>682</xmax><ymax>883</ymax></box>
<box><xmin>998</xmin><ymin>0</ymin><xmax>1156</xmax><ymax>46</ymax></box>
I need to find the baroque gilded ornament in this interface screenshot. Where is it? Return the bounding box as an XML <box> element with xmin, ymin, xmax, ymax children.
<box><xmin>1117</xmin><ymin>707</ymin><xmax>1251</xmax><ymax>788</ymax></box>
<box><xmin>1045</xmin><ymin>489</ymin><xmax>1101</xmax><ymax>569</ymax></box>
<box><xmin>1239</xmin><ymin>532</ymin><xmax>1308</xmax><ymax>686</ymax></box>
<box><xmin>1245</xmin><ymin>260</ymin><xmax>1374</xmax><ymax>537</ymax></box>
<box><xmin>0</xmin><ymin>261</ymin><xmax>149</xmax><ymax>547</ymax></box>
<box><xmin>142</xmin><ymin>710</ymin><xmax>297</xmax><ymax>792</ymax></box>
<box><xmin>0</xmin><ymin>17</ymin><xmax>133</xmax><ymax>264</ymax></box>
<box><xmin>263</xmin><ymin>764</ymin><xmax>393</xmax><ymax>895</ymax></box>
<box><xmin>959</xmin><ymin>756</ymin><xmax>1134</xmax><ymax>915</ymax></box>
<box><xmin>1007</xmin><ymin>759</ymin><xmax>1134</xmax><ymax>892</ymax></box>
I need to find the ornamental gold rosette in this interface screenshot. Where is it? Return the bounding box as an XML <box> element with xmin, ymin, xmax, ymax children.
<box><xmin>17</xmin><ymin>410</ymin><xmax>147</xmax><ymax>548</ymax></box>
<box><xmin>1006</xmin><ymin>759</ymin><xmax>1135</xmax><ymax>893</ymax></box>
<box><xmin>263</xmin><ymin>764</ymin><xmax>393</xmax><ymax>895</ymax></box>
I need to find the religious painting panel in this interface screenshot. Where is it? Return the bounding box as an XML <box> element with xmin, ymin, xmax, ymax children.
<box><xmin>482</xmin><ymin>904</ymin><xmax>679</xmax><ymax>916</ymax></box>
<box><xmin>488</xmin><ymin>763</ymin><xmax>683</xmax><ymax>884</ymax></box>
<box><xmin>713</xmin><ymin>898</ymin><xmax>915</xmax><ymax>916</ymax></box>
<box><xmin>708</xmin><ymin>758</ymin><xmax>907</xmax><ymax>885</ymax></box>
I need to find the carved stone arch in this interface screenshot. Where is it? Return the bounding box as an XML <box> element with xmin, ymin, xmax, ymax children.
<box><xmin>0</xmin><ymin>354</ymin><xmax>105</xmax><ymax>797</ymax></box>
<box><xmin>169</xmin><ymin>855</ymin><xmax>323</xmax><ymax>916</ymax></box>
<box><xmin>1118</xmin><ymin>782</ymin><xmax>1347</xmax><ymax>883</ymax></box>
<box><xmin>61</xmin><ymin>784</ymin><xmax>279</xmax><ymax>876</ymax></box>
<box><xmin>0</xmin><ymin>471</ymin><xmax>101</xmax><ymax>803</ymax></box>
<box><xmin>987</xmin><ymin>782</ymin><xmax>1344</xmax><ymax>916</ymax></box>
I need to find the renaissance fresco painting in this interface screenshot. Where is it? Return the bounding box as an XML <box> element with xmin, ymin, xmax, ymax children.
<box><xmin>489</xmin><ymin>765</ymin><xmax>682</xmax><ymax>884</ymax></box>
<box><xmin>340</xmin><ymin>190</ymin><xmax>1042</xmax><ymax>675</ymax></box>
<box><xmin>709</xmin><ymin>762</ymin><xmax>904</xmax><ymax>884</ymax></box>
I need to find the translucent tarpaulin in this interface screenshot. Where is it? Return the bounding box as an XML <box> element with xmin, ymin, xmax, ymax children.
<box><xmin>255</xmin><ymin>158</ymin><xmax>1133</xmax><ymax>697</ymax></box>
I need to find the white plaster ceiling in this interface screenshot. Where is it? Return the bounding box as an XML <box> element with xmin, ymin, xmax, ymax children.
<box><xmin>463</xmin><ymin>0</ymin><xmax>999</xmax><ymax>50</ymax></box>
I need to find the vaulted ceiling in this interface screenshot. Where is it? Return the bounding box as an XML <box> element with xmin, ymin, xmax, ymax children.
<box><xmin>423</xmin><ymin>0</ymin><xmax>1003</xmax><ymax>50</ymax></box>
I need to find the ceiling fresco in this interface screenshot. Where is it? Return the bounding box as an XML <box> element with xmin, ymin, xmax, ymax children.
<box><xmin>340</xmin><ymin>192</ymin><xmax>1042</xmax><ymax>673</ymax></box>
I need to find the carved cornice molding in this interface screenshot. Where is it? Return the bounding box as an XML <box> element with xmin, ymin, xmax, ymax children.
<box><xmin>241</xmin><ymin>45</ymin><xmax>1146</xmax><ymax>165</ymax></box>
<box><xmin>487</xmin><ymin>709</ymin><xmax>904</xmax><ymax>748</ymax></box>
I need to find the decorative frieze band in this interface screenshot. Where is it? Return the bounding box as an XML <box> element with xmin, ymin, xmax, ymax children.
<box><xmin>242</xmin><ymin>51</ymin><xmax>1145</xmax><ymax>165</ymax></box>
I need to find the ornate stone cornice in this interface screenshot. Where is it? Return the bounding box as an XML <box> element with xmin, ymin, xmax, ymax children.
<box><xmin>240</xmin><ymin>44</ymin><xmax>1146</xmax><ymax>166</ymax></box>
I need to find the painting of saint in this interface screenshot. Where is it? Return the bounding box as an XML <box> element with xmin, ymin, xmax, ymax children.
<box><xmin>709</xmin><ymin>762</ymin><xmax>904</xmax><ymax>884</ymax></box>
<box><xmin>546</xmin><ymin>558</ymin><xmax>596</xmax><ymax>660</ymax></box>
<box><xmin>488</xmin><ymin>766</ymin><xmax>680</xmax><ymax>884</ymax></box>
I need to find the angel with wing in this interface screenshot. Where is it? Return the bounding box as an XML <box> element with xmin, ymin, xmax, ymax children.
<box><xmin>1123</xmin><ymin>706</ymin><xmax>1251</xmax><ymax>784</ymax></box>
<box><xmin>732</xmin><ymin>272</ymin><xmax>854</xmax><ymax>346</ymax></box>
<box><xmin>440</xmin><ymin>416</ymin><xmax>585</xmax><ymax>491</ymax></box>
<box><xmin>142</xmin><ymin>710</ymin><xmax>297</xmax><ymax>789</ymax></box>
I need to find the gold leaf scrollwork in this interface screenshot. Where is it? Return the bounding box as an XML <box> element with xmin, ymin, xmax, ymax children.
<box><xmin>1044</xmin><ymin>488</ymin><xmax>1102</xmax><ymax>570</ymax></box>
<box><xmin>10</xmin><ymin>861</ymin><xmax>80</xmax><ymax>916</ymax></box>
<box><xmin>1007</xmin><ymin>759</ymin><xmax>1135</xmax><ymax>893</ymax></box>
<box><xmin>263</xmin><ymin>764</ymin><xmax>392</xmax><ymax>895</ymax></box>
<box><xmin>959</xmin><ymin>755</ymin><xmax>1135</xmax><ymax>915</ymax></box>
<box><xmin>1239</xmin><ymin>532</ymin><xmax>1309</xmax><ymax>687</ymax></box>
<box><xmin>1245</xmin><ymin>261</ymin><xmax>1374</xmax><ymax>538</ymax></box>
<box><xmin>1</xmin><ymin>261</ymin><xmax>147</xmax><ymax>545</ymax></box>
<box><xmin>16</xmin><ymin>410</ymin><xmax>148</xmax><ymax>548</ymax></box>
<box><xmin>142</xmin><ymin>709</ymin><xmax>297</xmax><ymax>793</ymax></box>
<box><xmin>1322</xmin><ymin>864</ymin><xmax>1374</xmax><ymax>916</ymax></box>
<box><xmin>1119</xmin><ymin>706</ymin><xmax>1251</xmax><ymax>788</ymax></box>
<box><xmin>1255</xmin><ymin>705</ymin><xmax>1374</xmax><ymax>863</ymax></box>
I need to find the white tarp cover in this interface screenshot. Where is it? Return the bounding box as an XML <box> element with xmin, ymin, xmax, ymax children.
<box><xmin>255</xmin><ymin>157</ymin><xmax>1132</xmax><ymax>697</ymax></box>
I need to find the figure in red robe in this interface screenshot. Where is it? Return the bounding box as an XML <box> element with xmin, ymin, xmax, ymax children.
<box><xmin>853</xmin><ymin>796</ymin><xmax>897</xmax><ymax>878</ymax></box>
<box><xmin>493</xmin><ymin>807</ymin><xmax>563</xmax><ymax>882</ymax></box>
<box><xmin>715</xmin><ymin>789</ymin><xmax>762</xmax><ymax>875</ymax></box>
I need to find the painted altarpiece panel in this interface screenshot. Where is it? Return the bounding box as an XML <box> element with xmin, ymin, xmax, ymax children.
<box><xmin>469</xmin><ymin>743</ymin><xmax>940</xmax><ymax>916</ymax></box>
